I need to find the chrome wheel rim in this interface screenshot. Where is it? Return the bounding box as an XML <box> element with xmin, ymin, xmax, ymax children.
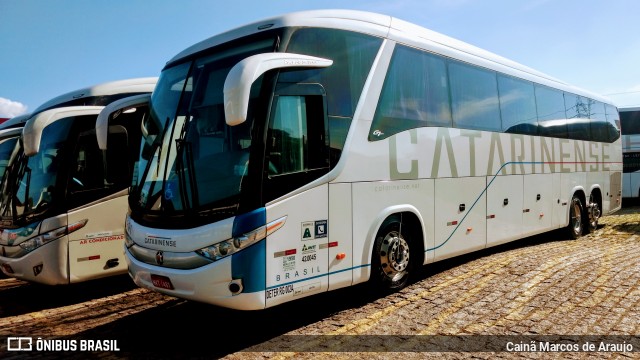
<box><xmin>379</xmin><ymin>231</ymin><xmax>410</xmax><ymax>282</ymax></box>
<box><xmin>571</xmin><ymin>200</ymin><xmax>582</xmax><ymax>234</ymax></box>
<box><xmin>590</xmin><ymin>203</ymin><xmax>600</xmax><ymax>228</ymax></box>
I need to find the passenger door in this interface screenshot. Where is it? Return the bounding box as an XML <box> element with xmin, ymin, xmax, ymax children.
<box><xmin>67</xmin><ymin>97</ymin><xmax>150</xmax><ymax>282</ymax></box>
<box><xmin>263</xmin><ymin>83</ymin><xmax>331</xmax><ymax>307</ymax></box>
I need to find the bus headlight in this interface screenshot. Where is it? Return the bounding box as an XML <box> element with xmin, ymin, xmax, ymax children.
<box><xmin>124</xmin><ymin>221</ymin><xmax>135</xmax><ymax>248</ymax></box>
<box><xmin>19</xmin><ymin>226</ymin><xmax>66</xmax><ymax>252</ymax></box>
<box><xmin>195</xmin><ymin>216</ymin><xmax>287</xmax><ymax>262</ymax></box>
<box><xmin>16</xmin><ymin>219</ymin><xmax>88</xmax><ymax>256</ymax></box>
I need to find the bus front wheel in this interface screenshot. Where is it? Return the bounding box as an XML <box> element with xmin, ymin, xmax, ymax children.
<box><xmin>567</xmin><ymin>195</ymin><xmax>584</xmax><ymax>239</ymax></box>
<box><xmin>371</xmin><ymin>216</ymin><xmax>414</xmax><ymax>291</ymax></box>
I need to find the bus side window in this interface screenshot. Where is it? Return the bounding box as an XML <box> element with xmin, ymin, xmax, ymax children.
<box><xmin>268</xmin><ymin>95</ymin><xmax>328</xmax><ymax>175</ymax></box>
<box><xmin>70</xmin><ymin>132</ymin><xmax>105</xmax><ymax>193</ymax></box>
<box><xmin>68</xmin><ymin>126</ymin><xmax>130</xmax><ymax>208</ymax></box>
<box><xmin>536</xmin><ymin>85</ymin><xmax>567</xmax><ymax>138</ymax></box>
<box><xmin>370</xmin><ymin>45</ymin><xmax>451</xmax><ymax>140</ymax></box>
<box><xmin>104</xmin><ymin>128</ymin><xmax>130</xmax><ymax>187</ymax></box>
<box><xmin>498</xmin><ymin>74</ymin><xmax>538</xmax><ymax>135</ymax></box>
<box><xmin>589</xmin><ymin>101</ymin><xmax>609</xmax><ymax>142</ymax></box>
<box><xmin>264</xmin><ymin>83</ymin><xmax>329</xmax><ymax>202</ymax></box>
<box><xmin>605</xmin><ymin>104</ymin><xmax>621</xmax><ymax>142</ymax></box>
<box><xmin>449</xmin><ymin>61</ymin><xmax>501</xmax><ymax>132</ymax></box>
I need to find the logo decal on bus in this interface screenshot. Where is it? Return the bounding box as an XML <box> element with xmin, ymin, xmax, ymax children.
<box><xmin>315</xmin><ymin>220</ymin><xmax>327</xmax><ymax>238</ymax></box>
<box><xmin>155</xmin><ymin>251</ymin><xmax>164</xmax><ymax>265</ymax></box>
<box><xmin>302</xmin><ymin>244</ymin><xmax>316</xmax><ymax>254</ymax></box>
<box><xmin>301</xmin><ymin>221</ymin><xmax>314</xmax><ymax>240</ymax></box>
<box><xmin>301</xmin><ymin>220</ymin><xmax>328</xmax><ymax>240</ymax></box>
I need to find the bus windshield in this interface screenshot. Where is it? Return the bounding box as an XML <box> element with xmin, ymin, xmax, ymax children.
<box><xmin>132</xmin><ymin>35</ymin><xmax>278</xmax><ymax>222</ymax></box>
<box><xmin>0</xmin><ymin>136</ymin><xmax>19</xmax><ymax>179</ymax></box>
<box><xmin>0</xmin><ymin>118</ymin><xmax>73</xmax><ymax>225</ymax></box>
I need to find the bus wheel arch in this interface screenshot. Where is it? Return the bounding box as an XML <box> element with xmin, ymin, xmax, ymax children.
<box><xmin>567</xmin><ymin>190</ymin><xmax>586</xmax><ymax>239</ymax></box>
<box><xmin>369</xmin><ymin>211</ymin><xmax>424</xmax><ymax>291</ymax></box>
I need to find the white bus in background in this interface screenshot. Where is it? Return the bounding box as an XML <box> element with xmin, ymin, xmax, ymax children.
<box><xmin>114</xmin><ymin>10</ymin><xmax>622</xmax><ymax>310</ymax></box>
<box><xmin>0</xmin><ymin>114</ymin><xmax>31</xmax><ymax>179</ymax></box>
<box><xmin>0</xmin><ymin>114</ymin><xmax>30</xmax><ymax>280</ymax></box>
<box><xmin>0</xmin><ymin>78</ymin><xmax>157</xmax><ymax>285</ymax></box>
<box><xmin>620</xmin><ymin>107</ymin><xmax>640</xmax><ymax>199</ymax></box>
<box><xmin>0</xmin><ymin>113</ymin><xmax>31</xmax><ymax>130</ymax></box>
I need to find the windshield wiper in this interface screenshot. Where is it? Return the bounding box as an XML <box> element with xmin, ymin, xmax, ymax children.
<box><xmin>174</xmin><ymin>138</ymin><xmax>191</xmax><ymax>211</ymax></box>
<box><xmin>0</xmin><ymin>150</ymin><xmax>25</xmax><ymax>220</ymax></box>
<box><xmin>22</xmin><ymin>167</ymin><xmax>31</xmax><ymax>214</ymax></box>
<box><xmin>174</xmin><ymin>117</ymin><xmax>199</xmax><ymax>212</ymax></box>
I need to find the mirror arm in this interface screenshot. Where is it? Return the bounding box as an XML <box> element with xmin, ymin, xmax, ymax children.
<box><xmin>223</xmin><ymin>53</ymin><xmax>332</xmax><ymax>126</ymax></box>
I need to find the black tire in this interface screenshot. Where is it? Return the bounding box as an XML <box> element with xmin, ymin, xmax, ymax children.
<box><xmin>585</xmin><ymin>198</ymin><xmax>600</xmax><ymax>234</ymax></box>
<box><xmin>370</xmin><ymin>216</ymin><xmax>415</xmax><ymax>291</ymax></box>
<box><xmin>567</xmin><ymin>195</ymin><xmax>584</xmax><ymax>239</ymax></box>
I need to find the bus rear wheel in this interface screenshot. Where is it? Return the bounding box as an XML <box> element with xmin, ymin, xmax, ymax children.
<box><xmin>567</xmin><ymin>196</ymin><xmax>584</xmax><ymax>239</ymax></box>
<box><xmin>371</xmin><ymin>216</ymin><xmax>414</xmax><ymax>291</ymax></box>
<box><xmin>585</xmin><ymin>200</ymin><xmax>600</xmax><ymax>234</ymax></box>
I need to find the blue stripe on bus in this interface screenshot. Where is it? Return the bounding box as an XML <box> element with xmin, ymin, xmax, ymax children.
<box><xmin>232</xmin><ymin>207</ymin><xmax>266</xmax><ymax>237</ymax></box>
<box><xmin>424</xmin><ymin>160</ymin><xmax>620</xmax><ymax>252</ymax></box>
<box><xmin>236</xmin><ymin>160</ymin><xmax>620</xmax><ymax>293</ymax></box>
<box><xmin>232</xmin><ymin>240</ymin><xmax>267</xmax><ymax>293</ymax></box>
<box><xmin>231</xmin><ymin>208</ymin><xmax>267</xmax><ymax>293</ymax></box>
<box><xmin>262</xmin><ymin>264</ymin><xmax>371</xmax><ymax>291</ymax></box>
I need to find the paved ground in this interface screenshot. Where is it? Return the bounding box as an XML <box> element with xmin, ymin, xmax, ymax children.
<box><xmin>0</xmin><ymin>205</ymin><xmax>639</xmax><ymax>359</ymax></box>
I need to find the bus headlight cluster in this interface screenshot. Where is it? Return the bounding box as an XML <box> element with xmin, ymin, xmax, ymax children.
<box><xmin>124</xmin><ymin>231</ymin><xmax>135</xmax><ymax>248</ymax></box>
<box><xmin>196</xmin><ymin>239</ymin><xmax>236</xmax><ymax>261</ymax></box>
<box><xmin>124</xmin><ymin>220</ymin><xmax>135</xmax><ymax>248</ymax></box>
<box><xmin>16</xmin><ymin>219</ymin><xmax>88</xmax><ymax>256</ymax></box>
<box><xmin>195</xmin><ymin>216</ymin><xmax>287</xmax><ymax>262</ymax></box>
<box><xmin>19</xmin><ymin>229</ymin><xmax>65</xmax><ymax>252</ymax></box>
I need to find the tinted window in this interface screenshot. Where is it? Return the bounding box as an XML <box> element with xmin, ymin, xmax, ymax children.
<box><xmin>264</xmin><ymin>84</ymin><xmax>330</xmax><ymax>202</ymax></box>
<box><xmin>0</xmin><ymin>136</ymin><xmax>18</xmax><ymax>179</ymax></box>
<box><xmin>619</xmin><ymin>110</ymin><xmax>640</xmax><ymax>134</ymax></box>
<box><xmin>283</xmin><ymin>28</ymin><xmax>382</xmax><ymax>118</ymax></box>
<box><xmin>268</xmin><ymin>95</ymin><xmax>328</xmax><ymax>175</ymax></box>
<box><xmin>68</xmin><ymin>124</ymin><xmax>133</xmax><ymax>208</ymax></box>
<box><xmin>498</xmin><ymin>75</ymin><xmax>538</xmax><ymax>135</ymax></box>
<box><xmin>605</xmin><ymin>104</ymin><xmax>621</xmax><ymax>141</ymax></box>
<box><xmin>535</xmin><ymin>85</ymin><xmax>567</xmax><ymax>138</ymax></box>
<box><xmin>370</xmin><ymin>45</ymin><xmax>451</xmax><ymax>140</ymax></box>
<box><xmin>449</xmin><ymin>61</ymin><xmax>501</xmax><ymax>131</ymax></box>
<box><xmin>624</xmin><ymin>152</ymin><xmax>640</xmax><ymax>173</ymax></box>
<box><xmin>564</xmin><ymin>93</ymin><xmax>590</xmax><ymax>140</ymax></box>
<box><xmin>589</xmin><ymin>101</ymin><xmax>609</xmax><ymax>142</ymax></box>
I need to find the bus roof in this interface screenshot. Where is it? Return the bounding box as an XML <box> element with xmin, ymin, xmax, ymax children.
<box><xmin>0</xmin><ymin>127</ymin><xmax>23</xmax><ymax>139</ymax></box>
<box><xmin>0</xmin><ymin>113</ymin><xmax>31</xmax><ymax>131</ymax></box>
<box><xmin>166</xmin><ymin>9</ymin><xmax>611</xmax><ymax>105</ymax></box>
<box><xmin>619</xmin><ymin>107</ymin><xmax>640</xmax><ymax>112</ymax></box>
<box><xmin>32</xmin><ymin>77</ymin><xmax>158</xmax><ymax>115</ymax></box>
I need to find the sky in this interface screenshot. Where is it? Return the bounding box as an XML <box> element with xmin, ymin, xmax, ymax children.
<box><xmin>2</xmin><ymin>0</ymin><xmax>640</xmax><ymax>118</ymax></box>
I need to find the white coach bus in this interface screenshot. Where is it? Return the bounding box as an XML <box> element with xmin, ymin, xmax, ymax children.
<box><xmin>117</xmin><ymin>10</ymin><xmax>622</xmax><ymax>310</ymax></box>
<box><xmin>620</xmin><ymin>107</ymin><xmax>640</xmax><ymax>198</ymax></box>
<box><xmin>0</xmin><ymin>114</ymin><xmax>30</xmax><ymax>280</ymax></box>
<box><xmin>0</xmin><ymin>78</ymin><xmax>157</xmax><ymax>284</ymax></box>
<box><xmin>0</xmin><ymin>114</ymin><xmax>31</xmax><ymax>179</ymax></box>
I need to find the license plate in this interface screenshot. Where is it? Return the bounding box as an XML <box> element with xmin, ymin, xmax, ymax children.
<box><xmin>150</xmin><ymin>274</ymin><xmax>174</xmax><ymax>290</ymax></box>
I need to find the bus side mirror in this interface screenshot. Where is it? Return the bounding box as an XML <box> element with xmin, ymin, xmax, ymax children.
<box><xmin>223</xmin><ymin>53</ymin><xmax>332</xmax><ymax>126</ymax></box>
<box><xmin>96</xmin><ymin>94</ymin><xmax>151</xmax><ymax>150</ymax></box>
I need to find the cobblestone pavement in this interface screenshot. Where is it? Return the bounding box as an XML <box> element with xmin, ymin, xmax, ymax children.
<box><xmin>0</xmin><ymin>206</ymin><xmax>639</xmax><ymax>360</ymax></box>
